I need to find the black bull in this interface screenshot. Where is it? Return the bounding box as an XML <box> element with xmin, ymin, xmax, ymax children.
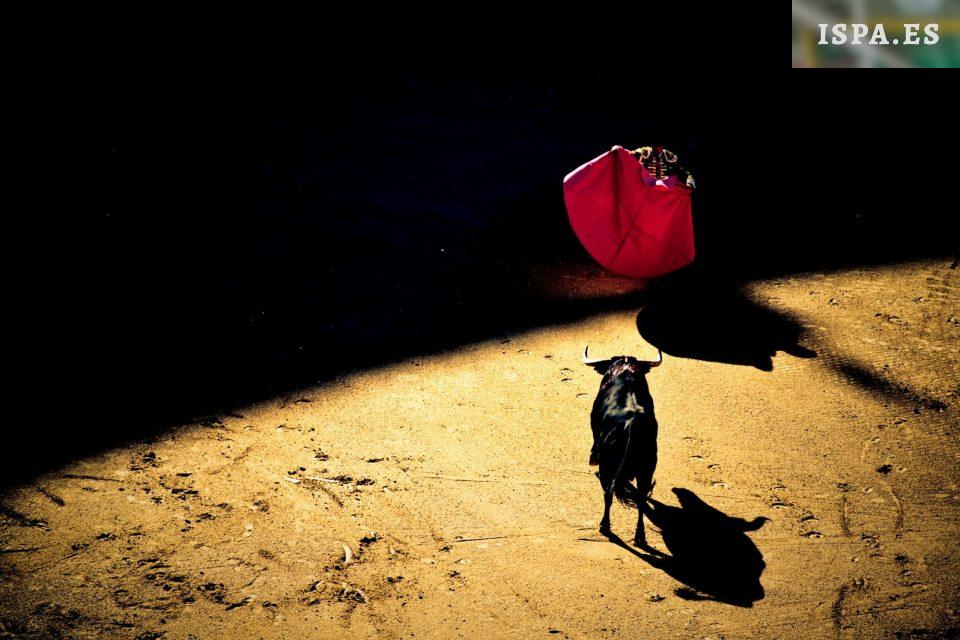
<box><xmin>584</xmin><ymin>347</ymin><xmax>662</xmax><ymax>548</ymax></box>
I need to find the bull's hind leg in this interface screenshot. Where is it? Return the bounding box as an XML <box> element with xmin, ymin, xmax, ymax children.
<box><xmin>633</xmin><ymin>504</ymin><xmax>647</xmax><ymax>548</ymax></box>
<box><xmin>598</xmin><ymin>474</ymin><xmax>613</xmax><ymax>535</ymax></box>
<box><xmin>633</xmin><ymin>467</ymin><xmax>655</xmax><ymax>548</ymax></box>
<box><xmin>600</xmin><ymin>490</ymin><xmax>613</xmax><ymax>535</ymax></box>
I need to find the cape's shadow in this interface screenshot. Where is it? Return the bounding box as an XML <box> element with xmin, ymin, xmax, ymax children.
<box><xmin>636</xmin><ymin>273</ymin><xmax>816</xmax><ymax>371</ymax></box>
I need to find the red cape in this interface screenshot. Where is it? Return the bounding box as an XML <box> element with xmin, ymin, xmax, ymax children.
<box><xmin>563</xmin><ymin>146</ymin><xmax>695</xmax><ymax>278</ymax></box>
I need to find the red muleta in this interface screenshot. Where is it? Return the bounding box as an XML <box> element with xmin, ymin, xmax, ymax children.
<box><xmin>563</xmin><ymin>146</ymin><xmax>695</xmax><ymax>279</ymax></box>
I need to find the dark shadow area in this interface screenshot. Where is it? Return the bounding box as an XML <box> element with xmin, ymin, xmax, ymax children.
<box><xmin>833</xmin><ymin>360</ymin><xmax>950</xmax><ymax>413</ymax></box>
<box><xmin>635</xmin><ymin>268</ymin><xmax>955</xmax><ymax>414</ymax></box>
<box><xmin>633</xmin><ymin>488</ymin><xmax>768</xmax><ymax>608</ymax></box>
<box><xmin>636</xmin><ymin>269</ymin><xmax>817</xmax><ymax>370</ymax></box>
<box><xmin>12</xmin><ymin>22</ymin><xmax>959</xmax><ymax>489</ymax></box>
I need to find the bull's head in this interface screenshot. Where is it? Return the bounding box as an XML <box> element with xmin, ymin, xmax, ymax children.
<box><xmin>582</xmin><ymin>345</ymin><xmax>662</xmax><ymax>374</ymax></box>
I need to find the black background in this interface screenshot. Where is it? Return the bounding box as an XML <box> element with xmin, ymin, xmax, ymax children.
<box><xmin>13</xmin><ymin>8</ymin><xmax>958</xmax><ymax>487</ymax></box>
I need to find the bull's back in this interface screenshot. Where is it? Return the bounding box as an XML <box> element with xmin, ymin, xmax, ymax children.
<box><xmin>592</xmin><ymin>377</ymin><xmax>657</xmax><ymax>471</ymax></box>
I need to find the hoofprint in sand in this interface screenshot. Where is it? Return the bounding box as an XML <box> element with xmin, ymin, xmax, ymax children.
<box><xmin>2</xmin><ymin>259</ymin><xmax>958</xmax><ymax>639</ymax></box>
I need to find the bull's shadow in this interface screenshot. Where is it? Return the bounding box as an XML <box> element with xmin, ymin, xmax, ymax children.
<box><xmin>607</xmin><ymin>487</ymin><xmax>767</xmax><ymax>607</ymax></box>
<box><xmin>635</xmin><ymin>271</ymin><xmax>816</xmax><ymax>371</ymax></box>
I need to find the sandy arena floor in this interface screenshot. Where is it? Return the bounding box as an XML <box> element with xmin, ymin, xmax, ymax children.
<box><xmin>2</xmin><ymin>259</ymin><xmax>958</xmax><ymax>639</ymax></box>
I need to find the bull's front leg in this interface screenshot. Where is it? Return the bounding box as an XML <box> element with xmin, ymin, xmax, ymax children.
<box><xmin>589</xmin><ymin>416</ymin><xmax>600</xmax><ymax>466</ymax></box>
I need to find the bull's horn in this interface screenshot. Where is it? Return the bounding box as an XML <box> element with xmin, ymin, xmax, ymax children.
<box><xmin>582</xmin><ymin>346</ymin><xmax>610</xmax><ymax>366</ymax></box>
<box><xmin>642</xmin><ymin>350</ymin><xmax>663</xmax><ymax>367</ymax></box>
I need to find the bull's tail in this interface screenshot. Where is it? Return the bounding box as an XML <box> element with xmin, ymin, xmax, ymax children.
<box><xmin>602</xmin><ymin>415</ymin><xmax>655</xmax><ymax>510</ymax></box>
<box><xmin>611</xmin><ymin>477</ymin><xmax>642</xmax><ymax>507</ymax></box>
<box><xmin>612</xmin><ymin>477</ymin><xmax>655</xmax><ymax>510</ymax></box>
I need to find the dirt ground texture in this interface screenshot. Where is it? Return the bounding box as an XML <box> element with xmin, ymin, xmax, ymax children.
<box><xmin>2</xmin><ymin>258</ymin><xmax>958</xmax><ymax>639</ymax></box>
